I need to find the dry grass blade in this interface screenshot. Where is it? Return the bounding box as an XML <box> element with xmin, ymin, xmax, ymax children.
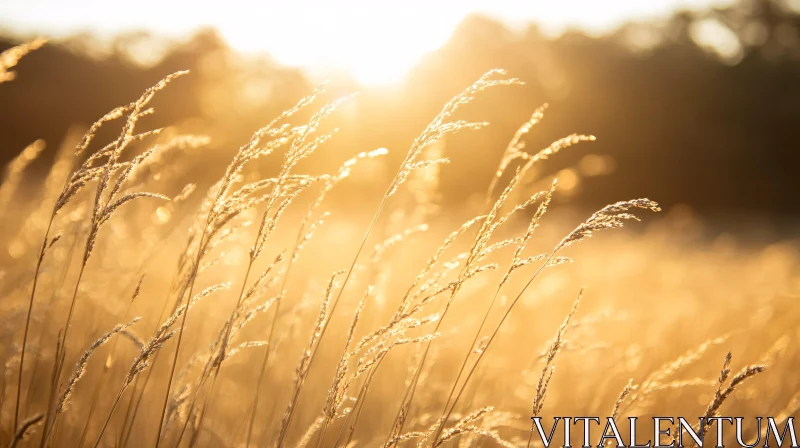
<box><xmin>55</xmin><ymin>319</ymin><xmax>140</xmax><ymax>415</ymax></box>
<box><xmin>246</xmin><ymin>147</ymin><xmax>388</xmax><ymax>448</ymax></box>
<box><xmin>697</xmin><ymin>353</ymin><xmax>766</xmax><ymax>444</ymax></box>
<box><xmin>153</xmin><ymin>84</ymin><xmax>336</xmax><ymax>447</ymax></box>
<box><xmin>530</xmin><ymin>291</ymin><xmax>582</xmax><ymax>419</ymax></box>
<box><xmin>428</xmin><ymin>406</ymin><xmax>516</xmax><ymax>448</ymax></box>
<box><xmin>438</xmin><ymin>199</ymin><xmax>658</xmax><ymax>439</ymax></box>
<box><xmin>183</xmin><ymin>93</ymin><xmax>351</xmax><ymax>443</ymax></box>
<box><xmin>43</xmin><ymin>318</ymin><xmax>139</xmax><ymax>443</ymax></box>
<box><xmin>387</xmin><ymin>70</ymin><xmax>521</xmax><ymax>198</ymax></box>
<box><xmin>556</xmin><ymin>199</ymin><xmax>661</xmax><ymax>250</ymax></box>
<box><xmin>433</xmin><ymin>179</ymin><xmax>557</xmax><ymax>442</ymax></box>
<box><xmin>92</xmin><ymin>282</ymin><xmax>226</xmax><ymax>447</ymax></box>
<box><xmin>285</xmin><ymin>70</ymin><xmax>522</xmax><ymax>447</ymax></box>
<box><xmin>486</xmin><ymin>104</ymin><xmax>548</xmax><ymax>201</ymax></box>
<box><xmin>610</xmin><ymin>379</ymin><xmax>636</xmax><ymax>420</ymax></box>
<box><xmin>6</xmin><ymin>413</ymin><xmax>43</xmax><ymax>448</ymax></box>
<box><xmin>613</xmin><ymin>335</ymin><xmax>732</xmax><ymax>417</ymax></box>
<box><xmin>277</xmin><ymin>270</ymin><xmax>347</xmax><ymax>445</ymax></box>
<box><xmin>40</xmin><ymin>74</ymin><xmax>188</xmax><ymax>445</ymax></box>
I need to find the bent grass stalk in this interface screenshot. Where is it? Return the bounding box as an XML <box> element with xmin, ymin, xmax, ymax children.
<box><xmin>429</xmin><ymin>120</ymin><xmax>592</xmax><ymax>440</ymax></box>
<box><xmin>385</xmin><ymin>171</ymin><xmax>532</xmax><ymax>446</ymax></box>
<box><xmin>182</xmin><ymin>94</ymin><xmax>347</xmax><ymax>445</ymax></box>
<box><xmin>14</xmin><ymin>218</ymin><xmax>55</xmax><ymax>433</ymax></box>
<box><xmin>153</xmin><ymin>83</ymin><xmax>327</xmax><ymax>446</ymax></box>
<box><xmin>435</xmin><ymin>199</ymin><xmax>660</xmax><ymax>445</ymax></box>
<box><xmin>432</xmin><ymin>179</ymin><xmax>557</xmax><ymax>443</ymax></box>
<box><xmin>92</xmin><ymin>283</ymin><xmax>230</xmax><ymax>446</ymax></box>
<box><xmin>46</xmin><ymin>73</ymin><xmax>180</xmax><ymax>443</ymax></box>
<box><xmin>7</xmin><ymin>413</ymin><xmax>43</xmax><ymax>448</ymax></box>
<box><xmin>19</xmin><ymin>71</ymin><xmax>179</xmax><ymax>438</ymax></box>
<box><xmin>14</xmin><ymin>89</ymin><xmax>129</xmax><ymax>434</ymax></box>
<box><xmin>76</xmin><ymin>277</ymin><xmax>143</xmax><ymax>447</ymax></box>
<box><xmin>278</xmin><ymin>69</ymin><xmax>519</xmax><ymax>446</ymax></box>
<box><xmin>247</xmin><ymin>149</ymin><xmax>385</xmax><ymax>447</ymax></box>
<box><xmin>525</xmin><ymin>292</ymin><xmax>582</xmax><ymax>448</ymax></box>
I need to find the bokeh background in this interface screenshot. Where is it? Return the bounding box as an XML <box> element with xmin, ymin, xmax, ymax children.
<box><xmin>3</xmin><ymin>0</ymin><xmax>800</xmax><ymax>235</ymax></box>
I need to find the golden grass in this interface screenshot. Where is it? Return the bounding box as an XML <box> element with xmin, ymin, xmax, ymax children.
<box><xmin>0</xmin><ymin>39</ymin><xmax>798</xmax><ymax>447</ymax></box>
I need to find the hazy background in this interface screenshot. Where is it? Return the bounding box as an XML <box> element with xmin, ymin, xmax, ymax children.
<box><xmin>2</xmin><ymin>0</ymin><xmax>799</xmax><ymax>236</ymax></box>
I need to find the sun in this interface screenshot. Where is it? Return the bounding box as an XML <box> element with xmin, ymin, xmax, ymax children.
<box><xmin>214</xmin><ymin>2</ymin><xmax>463</xmax><ymax>86</ymax></box>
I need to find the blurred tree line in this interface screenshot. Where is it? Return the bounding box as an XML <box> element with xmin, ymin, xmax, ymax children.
<box><xmin>1</xmin><ymin>0</ymin><xmax>799</xmax><ymax>217</ymax></box>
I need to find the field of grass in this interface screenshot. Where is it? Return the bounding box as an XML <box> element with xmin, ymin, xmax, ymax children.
<box><xmin>1</xmin><ymin>40</ymin><xmax>798</xmax><ymax>448</ymax></box>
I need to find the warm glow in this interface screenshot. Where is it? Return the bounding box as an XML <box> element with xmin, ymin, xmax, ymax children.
<box><xmin>0</xmin><ymin>0</ymin><xmax>735</xmax><ymax>85</ymax></box>
<box><xmin>217</xmin><ymin>4</ymin><xmax>460</xmax><ymax>85</ymax></box>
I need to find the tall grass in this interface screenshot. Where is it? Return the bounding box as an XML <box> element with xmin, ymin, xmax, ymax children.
<box><xmin>1</xmin><ymin>40</ymin><xmax>797</xmax><ymax>447</ymax></box>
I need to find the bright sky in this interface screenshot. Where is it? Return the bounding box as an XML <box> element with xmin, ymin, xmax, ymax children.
<box><xmin>0</xmin><ymin>0</ymin><xmax>732</xmax><ymax>84</ymax></box>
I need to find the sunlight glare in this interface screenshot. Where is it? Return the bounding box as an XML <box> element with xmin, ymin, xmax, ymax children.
<box><xmin>216</xmin><ymin>2</ymin><xmax>462</xmax><ymax>85</ymax></box>
<box><xmin>0</xmin><ymin>0</ymin><xmax>738</xmax><ymax>85</ymax></box>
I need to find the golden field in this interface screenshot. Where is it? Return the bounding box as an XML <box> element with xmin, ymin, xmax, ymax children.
<box><xmin>0</xmin><ymin>40</ymin><xmax>798</xmax><ymax>448</ymax></box>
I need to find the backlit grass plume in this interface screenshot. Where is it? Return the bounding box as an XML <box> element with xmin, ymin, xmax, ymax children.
<box><xmin>0</xmin><ymin>61</ymin><xmax>791</xmax><ymax>448</ymax></box>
